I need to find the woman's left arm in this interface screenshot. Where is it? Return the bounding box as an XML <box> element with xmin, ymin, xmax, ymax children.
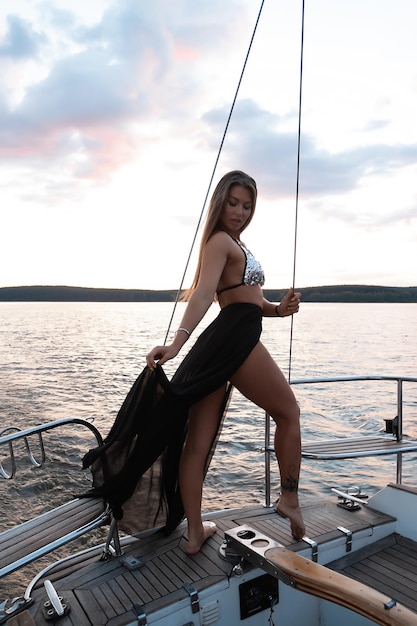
<box><xmin>146</xmin><ymin>234</ymin><xmax>229</xmax><ymax>368</ymax></box>
<box><xmin>262</xmin><ymin>287</ymin><xmax>301</xmax><ymax>318</ymax></box>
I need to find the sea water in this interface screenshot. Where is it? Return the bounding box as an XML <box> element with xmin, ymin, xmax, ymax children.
<box><xmin>0</xmin><ymin>301</ymin><xmax>416</xmax><ymax>594</ymax></box>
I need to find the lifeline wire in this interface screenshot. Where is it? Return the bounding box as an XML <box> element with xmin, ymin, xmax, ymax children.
<box><xmin>163</xmin><ymin>0</ymin><xmax>266</xmax><ymax>345</ymax></box>
<box><xmin>288</xmin><ymin>0</ymin><xmax>305</xmax><ymax>383</ymax></box>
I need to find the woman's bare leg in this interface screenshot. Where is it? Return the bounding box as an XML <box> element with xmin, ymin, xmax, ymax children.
<box><xmin>231</xmin><ymin>342</ymin><xmax>305</xmax><ymax>540</ymax></box>
<box><xmin>180</xmin><ymin>385</ymin><xmax>226</xmax><ymax>554</ymax></box>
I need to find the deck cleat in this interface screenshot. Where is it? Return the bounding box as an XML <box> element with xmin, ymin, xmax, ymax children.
<box><xmin>42</xmin><ymin>580</ymin><xmax>70</xmax><ymax>621</ymax></box>
<box><xmin>333</xmin><ymin>486</ymin><xmax>368</xmax><ymax>511</ymax></box>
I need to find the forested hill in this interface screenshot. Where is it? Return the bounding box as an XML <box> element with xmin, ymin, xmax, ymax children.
<box><xmin>1</xmin><ymin>285</ymin><xmax>417</xmax><ymax>302</ymax></box>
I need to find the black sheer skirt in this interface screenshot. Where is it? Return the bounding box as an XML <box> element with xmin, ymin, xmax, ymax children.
<box><xmin>81</xmin><ymin>302</ymin><xmax>262</xmax><ymax>534</ymax></box>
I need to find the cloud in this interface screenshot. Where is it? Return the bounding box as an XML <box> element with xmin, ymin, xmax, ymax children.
<box><xmin>202</xmin><ymin>98</ymin><xmax>417</xmax><ymax>203</ymax></box>
<box><xmin>0</xmin><ymin>12</ymin><xmax>164</xmax><ymax>178</ymax></box>
<box><xmin>362</xmin><ymin>118</ymin><xmax>391</xmax><ymax>132</ymax></box>
<box><xmin>0</xmin><ymin>0</ymin><xmax>247</xmax><ymax>186</ymax></box>
<box><xmin>0</xmin><ymin>15</ymin><xmax>45</xmax><ymax>58</ymax></box>
<box><xmin>1</xmin><ymin>0</ymin><xmax>415</xmax><ymax>218</ymax></box>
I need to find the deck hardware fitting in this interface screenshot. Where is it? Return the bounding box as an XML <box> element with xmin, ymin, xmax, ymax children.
<box><xmin>384</xmin><ymin>598</ymin><xmax>397</xmax><ymax>610</ymax></box>
<box><xmin>384</xmin><ymin>415</ymin><xmax>398</xmax><ymax>436</ymax></box>
<box><xmin>232</xmin><ymin>559</ymin><xmax>245</xmax><ymax>576</ymax></box>
<box><xmin>132</xmin><ymin>603</ymin><xmax>147</xmax><ymax>625</ymax></box>
<box><xmin>218</xmin><ymin>538</ymin><xmax>241</xmax><ymax>564</ymax></box>
<box><xmin>225</xmin><ymin>525</ymin><xmax>293</xmax><ymax>586</ymax></box>
<box><xmin>121</xmin><ymin>555</ymin><xmax>143</xmax><ymax>570</ymax></box>
<box><xmin>332</xmin><ymin>487</ymin><xmax>368</xmax><ymax>511</ymax></box>
<box><xmin>42</xmin><ymin>580</ymin><xmax>69</xmax><ymax>620</ymax></box>
<box><xmin>100</xmin><ymin>544</ymin><xmax>116</xmax><ymax>561</ymax></box>
<box><xmin>101</xmin><ymin>516</ymin><xmax>123</xmax><ymax>560</ymax></box>
<box><xmin>0</xmin><ymin>597</ymin><xmax>31</xmax><ymax>625</ymax></box>
<box><xmin>301</xmin><ymin>536</ymin><xmax>318</xmax><ymax>562</ymax></box>
<box><xmin>219</xmin><ymin>537</ymin><xmax>253</xmax><ymax>575</ymax></box>
<box><xmin>183</xmin><ymin>582</ymin><xmax>200</xmax><ymax>614</ymax></box>
<box><xmin>337</xmin><ymin>526</ymin><xmax>353</xmax><ymax>552</ymax></box>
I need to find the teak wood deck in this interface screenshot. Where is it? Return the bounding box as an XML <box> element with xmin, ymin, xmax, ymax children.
<box><xmin>329</xmin><ymin>533</ymin><xmax>417</xmax><ymax>614</ymax></box>
<box><xmin>18</xmin><ymin>498</ymin><xmax>417</xmax><ymax>626</ymax></box>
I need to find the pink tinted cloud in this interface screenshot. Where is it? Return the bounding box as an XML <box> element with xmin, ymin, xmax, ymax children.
<box><xmin>173</xmin><ymin>43</ymin><xmax>199</xmax><ymax>62</ymax></box>
<box><xmin>67</xmin><ymin>125</ymin><xmax>145</xmax><ymax>180</ymax></box>
<box><xmin>0</xmin><ymin>0</ymin><xmax>247</xmax><ymax>183</ymax></box>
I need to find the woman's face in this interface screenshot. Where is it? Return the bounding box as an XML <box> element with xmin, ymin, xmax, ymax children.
<box><xmin>218</xmin><ymin>185</ymin><xmax>253</xmax><ymax>235</ymax></box>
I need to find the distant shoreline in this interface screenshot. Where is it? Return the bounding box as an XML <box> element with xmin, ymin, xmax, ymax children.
<box><xmin>1</xmin><ymin>285</ymin><xmax>417</xmax><ymax>303</ymax></box>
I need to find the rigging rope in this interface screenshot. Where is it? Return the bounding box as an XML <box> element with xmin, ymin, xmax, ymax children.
<box><xmin>163</xmin><ymin>0</ymin><xmax>266</xmax><ymax>345</ymax></box>
<box><xmin>164</xmin><ymin>0</ymin><xmax>304</xmax><ymax>365</ymax></box>
<box><xmin>288</xmin><ymin>0</ymin><xmax>306</xmax><ymax>383</ymax></box>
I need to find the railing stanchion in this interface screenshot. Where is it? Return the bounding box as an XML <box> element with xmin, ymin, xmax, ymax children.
<box><xmin>396</xmin><ymin>379</ymin><xmax>404</xmax><ymax>483</ymax></box>
<box><xmin>264</xmin><ymin>411</ymin><xmax>272</xmax><ymax>507</ymax></box>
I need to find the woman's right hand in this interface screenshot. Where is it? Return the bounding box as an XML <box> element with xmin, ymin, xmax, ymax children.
<box><xmin>146</xmin><ymin>344</ymin><xmax>179</xmax><ymax>369</ymax></box>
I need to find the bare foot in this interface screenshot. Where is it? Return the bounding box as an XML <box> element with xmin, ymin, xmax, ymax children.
<box><xmin>275</xmin><ymin>500</ymin><xmax>305</xmax><ymax>541</ymax></box>
<box><xmin>185</xmin><ymin>521</ymin><xmax>217</xmax><ymax>555</ymax></box>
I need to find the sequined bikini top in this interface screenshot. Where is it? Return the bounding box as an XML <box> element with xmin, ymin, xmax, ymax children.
<box><xmin>217</xmin><ymin>236</ymin><xmax>265</xmax><ymax>295</ymax></box>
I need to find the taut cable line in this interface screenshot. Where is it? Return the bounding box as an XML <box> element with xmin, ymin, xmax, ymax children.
<box><xmin>264</xmin><ymin>1</ymin><xmax>306</xmax><ymax>507</ymax></box>
<box><xmin>163</xmin><ymin>0</ymin><xmax>266</xmax><ymax>345</ymax></box>
<box><xmin>288</xmin><ymin>0</ymin><xmax>306</xmax><ymax>383</ymax></box>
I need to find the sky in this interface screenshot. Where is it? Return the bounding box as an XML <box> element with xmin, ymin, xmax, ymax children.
<box><xmin>1</xmin><ymin>0</ymin><xmax>416</xmax><ymax>290</ymax></box>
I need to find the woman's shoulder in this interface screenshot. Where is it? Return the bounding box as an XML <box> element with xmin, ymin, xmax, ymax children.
<box><xmin>205</xmin><ymin>231</ymin><xmax>238</xmax><ymax>257</ymax></box>
<box><xmin>208</xmin><ymin>230</ymin><xmax>238</xmax><ymax>248</ymax></box>
<box><xmin>209</xmin><ymin>231</ymin><xmax>250</xmax><ymax>259</ymax></box>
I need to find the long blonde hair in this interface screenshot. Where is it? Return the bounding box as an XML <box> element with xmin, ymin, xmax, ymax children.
<box><xmin>182</xmin><ymin>170</ymin><xmax>257</xmax><ymax>301</ymax></box>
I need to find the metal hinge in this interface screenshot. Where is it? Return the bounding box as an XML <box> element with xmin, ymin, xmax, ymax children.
<box><xmin>302</xmin><ymin>536</ymin><xmax>318</xmax><ymax>562</ymax></box>
<box><xmin>132</xmin><ymin>603</ymin><xmax>147</xmax><ymax>625</ymax></box>
<box><xmin>183</xmin><ymin>582</ymin><xmax>200</xmax><ymax>614</ymax></box>
<box><xmin>337</xmin><ymin>526</ymin><xmax>353</xmax><ymax>552</ymax></box>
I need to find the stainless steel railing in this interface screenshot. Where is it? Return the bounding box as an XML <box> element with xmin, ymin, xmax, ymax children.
<box><xmin>263</xmin><ymin>375</ymin><xmax>417</xmax><ymax>507</ymax></box>
<box><xmin>0</xmin><ymin>417</ymin><xmax>103</xmax><ymax>480</ymax></box>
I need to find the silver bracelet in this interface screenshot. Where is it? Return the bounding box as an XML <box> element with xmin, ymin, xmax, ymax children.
<box><xmin>177</xmin><ymin>327</ymin><xmax>191</xmax><ymax>337</ymax></box>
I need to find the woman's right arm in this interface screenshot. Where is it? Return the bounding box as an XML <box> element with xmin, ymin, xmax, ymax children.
<box><xmin>146</xmin><ymin>233</ymin><xmax>229</xmax><ymax>368</ymax></box>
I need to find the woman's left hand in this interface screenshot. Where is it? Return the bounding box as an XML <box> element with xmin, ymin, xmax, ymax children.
<box><xmin>277</xmin><ymin>288</ymin><xmax>301</xmax><ymax>317</ymax></box>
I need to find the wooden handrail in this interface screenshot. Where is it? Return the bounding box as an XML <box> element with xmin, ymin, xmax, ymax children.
<box><xmin>265</xmin><ymin>545</ymin><xmax>417</xmax><ymax>626</ymax></box>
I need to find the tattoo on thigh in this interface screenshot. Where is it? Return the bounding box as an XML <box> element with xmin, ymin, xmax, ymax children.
<box><xmin>281</xmin><ymin>476</ymin><xmax>298</xmax><ymax>492</ymax></box>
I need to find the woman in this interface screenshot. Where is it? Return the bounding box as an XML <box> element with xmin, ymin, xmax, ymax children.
<box><xmin>146</xmin><ymin>170</ymin><xmax>305</xmax><ymax>554</ymax></box>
